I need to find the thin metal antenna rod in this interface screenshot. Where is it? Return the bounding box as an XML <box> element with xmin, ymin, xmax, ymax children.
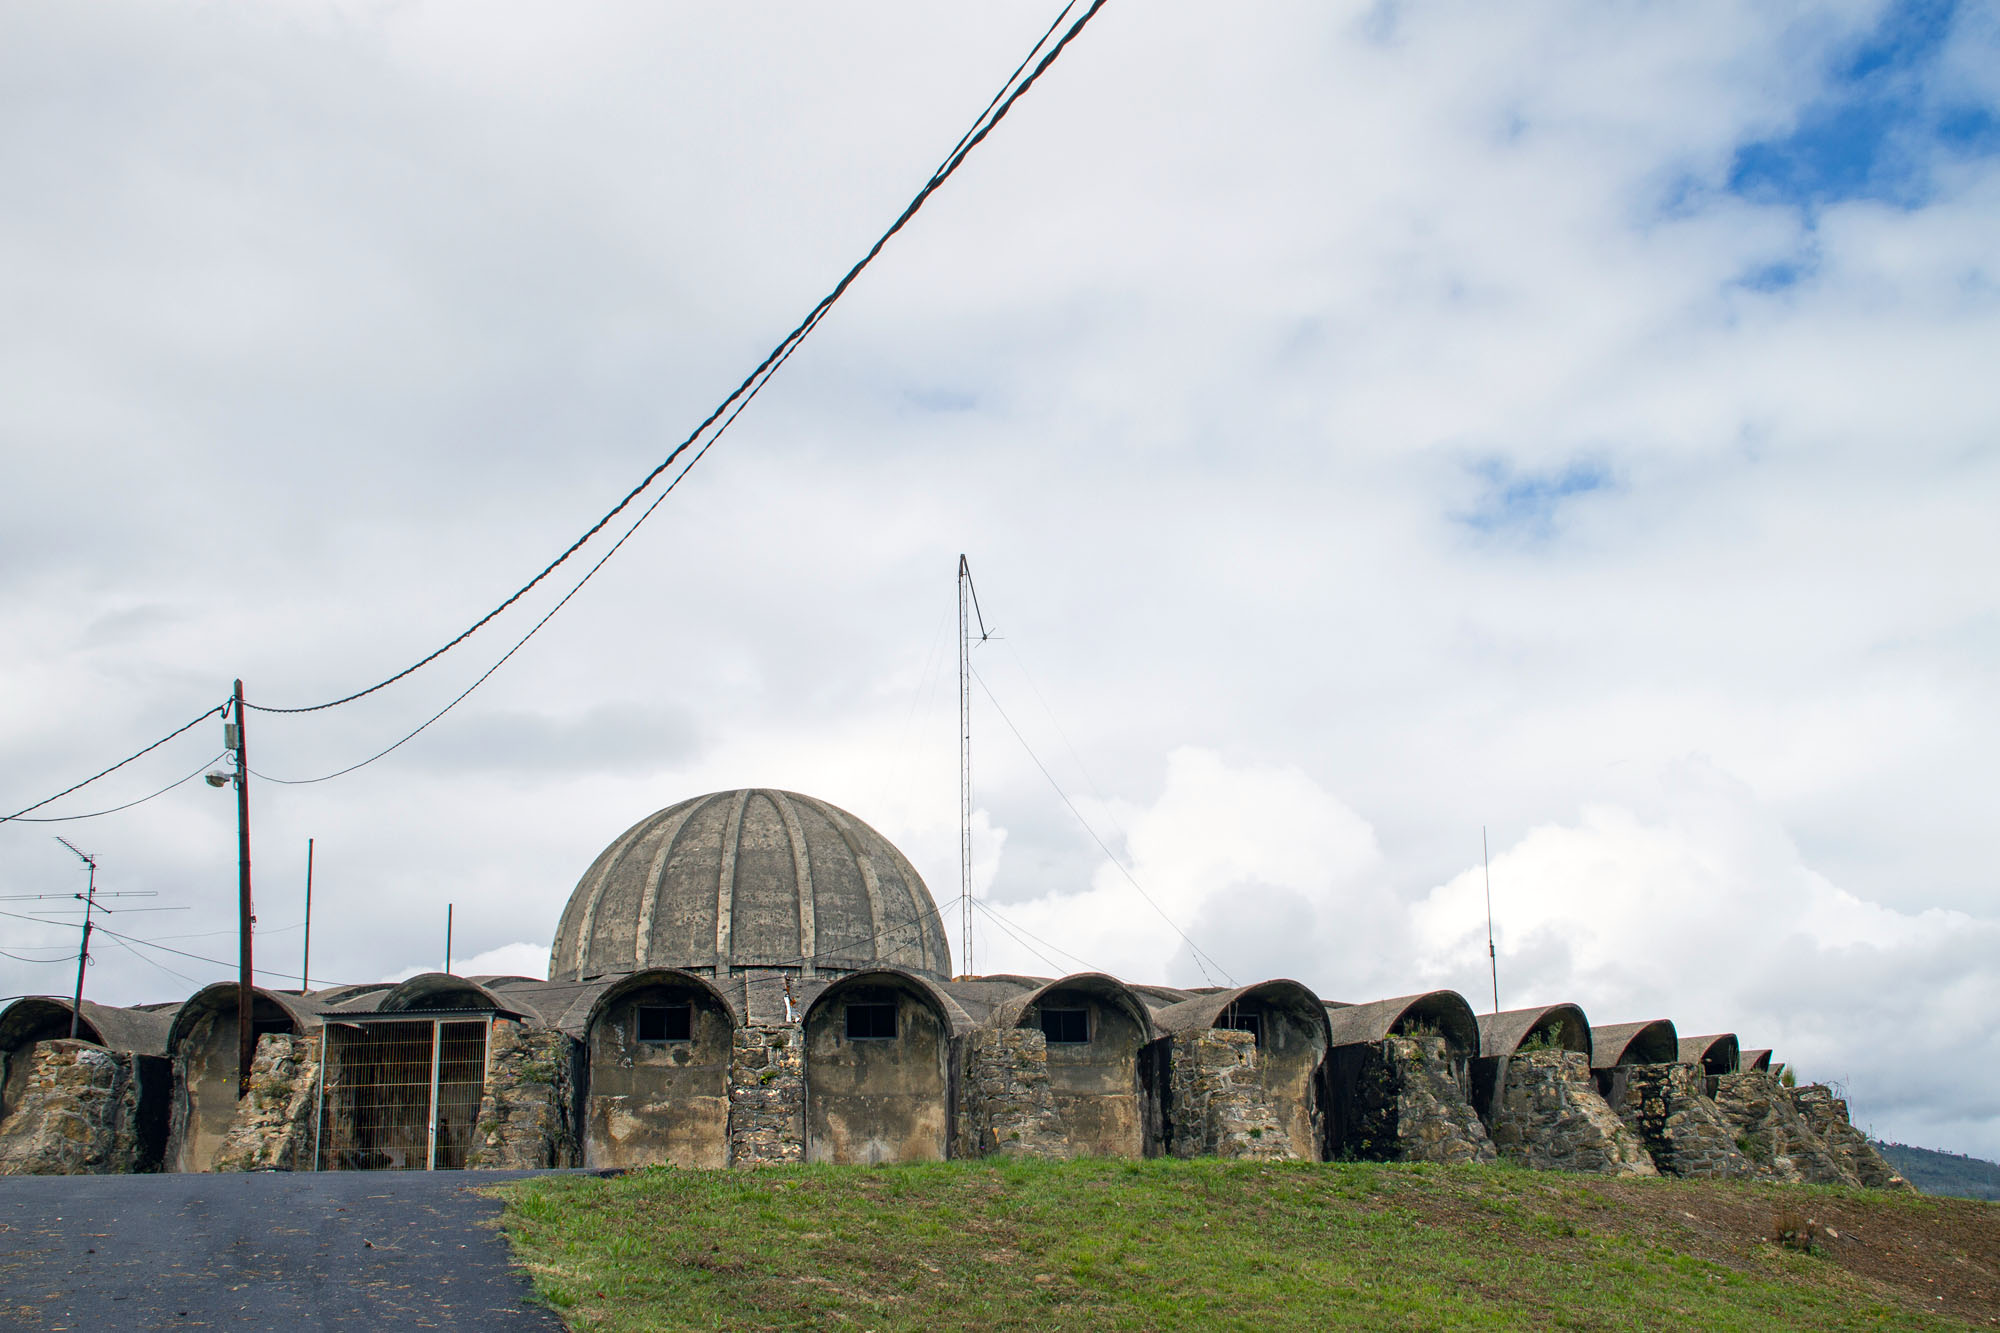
<box><xmin>956</xmin><ymin>555</ymin><xmax>993</xmax><ymax>979</ymax></box>
<box><xmin>444</xmin><ymin>903</ymin><xmax>453</xmax><ymax>974</ymax></box>
<box><xmin>55</xmin><ymin>837</ymin><xmax>97</xmax><ymax>1039</ymax></box>
<box><xmin>958</xmin><ymin>556</ymin><xmax>973</xmax><ymax>979</ymax></box>
<box><xmin>302</xmin><ymin>838</ymin><xmax>313</xmax><ymax>991</ymax></box>
<box><xmin>1483</xmin><ymin>826</ymin><xmax>1499</xmax><ymax>1015</ymax></box>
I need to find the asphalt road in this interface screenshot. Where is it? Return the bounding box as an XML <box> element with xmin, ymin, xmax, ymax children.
<box><xmin>0</xmin><ymin>1170</ymin><xmax>568</xmax><ymax>1332</ymax></box>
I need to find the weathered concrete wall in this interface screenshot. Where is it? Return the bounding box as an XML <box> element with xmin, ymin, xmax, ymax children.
<box><xmin>167</xmin><ymin>1009</ymin><xmax>239</xmax><ymax>1173</ymax></box>
<box><xmin>1167</xmin><ymin>1029</ymin><xmax>1292</xmax><ymax>1160</ymax></box>
<box><xmin>1788</xmin><ymin>1085</ymin><xmax>1911</xmax><ymax>1191</ymax></box>
<box><xmin>584</xmin><ymin>984</ymin><xmax>731</xmax><ymax>1169</ymax></box>
<box><xmin>961</xmin><ymin>1028</ymin><xmax>1065</xmax><ymax>1160</ymax></box>
<box><xmin>1606</xmin><ymin>1063</ymin><xmax>1755</xmax><ymax>1179</ymax></box>
<box><xmin>212</xmin><ymin>1032</ymin><xmax>321</xmax><ymax>1172</ymax></box>
<box><xmin>1023</xmin><ymin>996</ymin><xmax>1148</xmax><ymax>1158</ymax></box>
<box><xmin>0</xmin><ymin>1041</ymin><xmax>165</xmax><ymax>1175</ymax></box>
<box><xmin>1244</xmin><ymin>1004</ymin><xmax>1325</xmax><ymax>1161</ymax></box>
<box><xmin>1486</xmin><ymin>1050</ymin><xmax>1655</xmax><ymax>1176</ymax></box>
<box><xmin>467</xmin><ymin>1021</ymin><xmax>578</xmax><ymax>1171</ymax></box>
<box><xmin>1708</xmin><ymin>1071</ymin><xmax>1860</xmax><ymax>1186</ymax></box>
<box><xmin>805</xmin><ymin>985</ymin><xmax>951</xmax><ymax>1164</ymax></box>
<box><xmin>728</xmin><ymin>1025</ymin><xmax>804</xmax><ymax>1165</ymax></box>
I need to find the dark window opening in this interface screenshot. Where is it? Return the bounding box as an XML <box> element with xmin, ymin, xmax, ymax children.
<box><xmin>1039</xmin><ymin>1008</ymin><xmax>1089</xmax><ymax>1044</ymax></box>
<box><xmin>637</xmin><ymin>1005</ymin><xmax>692</xmax><ymax>1042</ymax></box>
<box><xmin>846</xmin><ymin>1003</ymin><xmax>898</xmax><ymax>1040</ymax></box>
<box><xmin>1221</xmin><ymin>1011</ymin><xmax>1263</xmax><ymax>1047</ymax></box>
<box><xmin>251</xmin><ymin>1017</ymin><xmax>293</xmax><ymax>1040</ymax></box>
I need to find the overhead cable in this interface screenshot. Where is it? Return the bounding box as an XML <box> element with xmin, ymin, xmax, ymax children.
<box><xmin>969</xmin><ymin>665</ymin><xmax>1235</xmax><ymax>987</ymax></box>
<box><xmin>1</xmin><ymin>706</ymin><xmax>225</xmax><ymax>827</ymax></box>
<box><xmin>244</xmin><ymin>0</ymin><xmax>1110</xmax><ymax>718</ymax></box>
<box><xmin>7</xmin><ymin>753</ymin><xmax>228</xmax><ymax>824</ymax></box>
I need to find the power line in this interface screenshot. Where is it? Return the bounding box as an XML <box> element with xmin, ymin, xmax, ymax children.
<box><xmin>969</xmin><ymin>665</ymin><xmax>1234</xmax><ymax>987</ymax></box>
<box><xmin>253</xmin><ymin>364</ymin><xmax>730</xmax><ymax>784</ymax></box>
<box><xmin>0</xmin><ymin>0</ymin><xmax>1115</xmax><ymax>820</ymax></box>
<box><xmin>972</xmin><ymin>896</ymin><xmax>1102</xmax><ymax>975</ymax></box>
<box><xmin>243</xmin><ymin>0</ymin><xmax>1111</xmax><ymax>720</ymax></box>
<box><xmin>1</xmin><ymin>706</ymin><xmax>226</xmax><ymax>826</ymax></box>
<box><xmin>0</xmin><ymin>947</ymin><xmax>76</xmax><ymax>965</ymax></box>
<box><xmin>6</xmin><ymin>753</ymin><xmax>227</xmax><ymax>824</ymax></box>
<box><xmin>971</xmin><ymin>898</ymin><xmax>1067</xmax><ymax>976</ymax></box>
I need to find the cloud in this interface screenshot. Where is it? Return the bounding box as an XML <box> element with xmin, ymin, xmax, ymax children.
<box><xmin>1410</xmin><ymin>758</ymin><xmax>2000</xmax><ymax>1157</ymax></box>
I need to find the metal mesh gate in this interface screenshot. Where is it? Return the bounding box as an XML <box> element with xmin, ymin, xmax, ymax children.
<box><xmin>315</xmin><ymin>1018</ymin><xmax>489</xmax><ymax>1170</ymax></box>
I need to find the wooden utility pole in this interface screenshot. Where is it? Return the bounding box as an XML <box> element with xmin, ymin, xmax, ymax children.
<box><xmin>57</xmin><ymin>838</ymin><xmax>98</xmax><ymax>1039</ymax></box>
<box><xmin>232</xmin><ymin>680</ymin><xmax>255</xmax><ymax>1097</ymax></box>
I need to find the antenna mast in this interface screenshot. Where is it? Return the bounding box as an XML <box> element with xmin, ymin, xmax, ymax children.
<box><xmin>55</xmin><ymin>837</ymin><xmax>98</xmax><ymax>1040</ymax></box>
<box><xmin>958</xmin><ymin>556</ymin><xmax>973</xmax><ymax>978</ymax></box>
<box><xmin>1482</xmin><ymin>826</ymin><xmax>1499</xmax><ymax>1014</ymax></box>
<box><xmin>956</xmin><ymin>555</ymin><xmax>992</xmax><ymax>979</ymax></box>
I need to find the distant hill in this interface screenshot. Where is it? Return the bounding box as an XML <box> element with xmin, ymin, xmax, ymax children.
<box><xmin>1874</xmin><ymin>1141</ymin><xmax>2000</xmax><ymax>1201</ymax></box>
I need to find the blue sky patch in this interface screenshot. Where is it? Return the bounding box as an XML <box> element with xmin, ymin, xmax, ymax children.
<box><xmin>1726</xmin><ymin>0</ymin><xmax>1999</xmax><ymax>211</ymax></box>
<box><xmin>1458</xmin><ymin>457</ymin><xmax>1616</xmax><ymax>539</ymax></box>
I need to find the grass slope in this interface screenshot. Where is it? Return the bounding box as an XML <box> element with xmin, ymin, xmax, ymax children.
<box><xmin>499</xmin><ymin>1159</ymin><xmax>2000</xmax><ymax>1332</ymax></box>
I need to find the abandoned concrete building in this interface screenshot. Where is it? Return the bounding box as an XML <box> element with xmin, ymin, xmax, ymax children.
<box><xmin>0</xmin><ymin>788</ymin><xmax>1907</xmax><ymax>1189</ymax></box>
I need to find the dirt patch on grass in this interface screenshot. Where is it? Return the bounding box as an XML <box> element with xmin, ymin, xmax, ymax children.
<box><xmin>1569</xmin><ymin>1177</ymin><xmax>2000</xmax><ymax>1327</ymax></box>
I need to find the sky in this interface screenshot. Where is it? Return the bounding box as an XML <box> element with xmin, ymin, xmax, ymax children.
<box><xmin>2</xmin><ymin>0</ymin><xmax>1996</xmax><ymax>1158</ymax></box>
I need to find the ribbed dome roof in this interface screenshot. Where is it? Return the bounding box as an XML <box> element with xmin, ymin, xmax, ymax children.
<box><xmin>548</xmin><ymin>790</ymin><xmax>952</xmax><ymax>983</ymax></box>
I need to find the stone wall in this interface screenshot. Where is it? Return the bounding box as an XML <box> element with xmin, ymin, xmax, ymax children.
<box><xmin>465</xmin><ymin>1021</ymin><xmax>579</xmax><ymax>1171</ymax></box>
<box><xmin>213</xmin><ymin>1032</ymin><xmax>322</xmax><ymax>1172</ymax></box>
<box><xmin>1486</xmin><ymin>1050</ymin><xmax>1654</xmax><ymax>1176</ymax></box>
<box><xmin>961</xmin><ymin>1028</ymin><xmax>1066</xmax><ymax>1160</ymax></box>
<box><xmin>0</xmin><ymin>1041</ymin><xmax>165</xmax><ymax>1175</ymax></box>
<box><xmin>1788</xmin><ymin>1085</ymin><xmax>1910</xmax><ymax>1190</ymax></box>
<box><xmin>1708</xmin><ymin>1071</ymin><xmax>1858</xmax><ymax>1186</ymax></box>
<box><xmin>1607</xmin><ymin>1063</ymin><xmax>1755</xmax><ymax>1180</ymax></box>
<box><xmin>1380</xmin><ymin>1035</ymin><xmax>1497</xmax><ymax>1166</ymax></box>
<box><xmin>1325</xmin><ymin>1037</ymin><xmax>1496</xmax><ymax>1165</ymax></box>
<box><xmin>1167</xmin><ymin>1029</ymin><xmax>1292</xmax><ymax>1160</ymax></box>
<box><xmin>727</xmin><ymin>1024</ymin><xmax>804</xmax><ymax>1166</ymax></box>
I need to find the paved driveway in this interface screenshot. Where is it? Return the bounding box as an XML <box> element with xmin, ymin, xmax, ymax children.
<box><xmin>0</xmin><ymin>1170</ymin><xmax>566</xmax><ymax>1331</ymax></box>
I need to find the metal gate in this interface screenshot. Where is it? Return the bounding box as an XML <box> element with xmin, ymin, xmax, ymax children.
<box><xmin>315</xmin><ymin>1017</ymin><xmax>489</xmax><ymax>1170</ymax></box>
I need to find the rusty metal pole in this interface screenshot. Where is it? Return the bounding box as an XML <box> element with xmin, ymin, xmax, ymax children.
<box><xmin>233</xmin><ymin>679</ymin><xmax>255</xmax><ymax>1097</ymax></box>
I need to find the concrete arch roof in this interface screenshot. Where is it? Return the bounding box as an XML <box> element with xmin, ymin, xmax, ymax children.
<box><xmin>1590</xmin><ymin>1019</ymin><xmax>1680</xmax><ymax>1069</ymax></box>
<box><xmin>581</xmin><ymin>968</ymin><xmax>743</xmax><ymax>1037</ymax></box>
<box><xmin>1677</xmin><ymin>1033</ymin><xmax>1740</xmax><ymax>1075</ymax></box>
<box><xmin>0</xmin><ymin>997</ymin><xmax>174</xmax><ymax>1055</ymax></box>
<box><xmin>985</xmin><ymin>973</ymin><xmax>1158</xmax><ymax>1041</ymax></box>
<box><xmin>166</xmin><ymin>983</ymin><xmax>318</xmax><ymax>1056</ymax></box>
<box><xmin>1323</xmin><ymin>991</ymin><xmax>1481</xmax><ymax>1055</ymax></box>
<box><xmin>550</xmin><ymin>789</ymin><xmax>952</xmax><ymax>983</ymax></box>
<box><xmin>802</xmin><ymin>967</ymin><xmax>974</xmax><ymax>1037</ymax></box>
<box><xmin>375</xmin><ymin>973</ymin><xmax>525</xmax><ymax>1018</ymax></box>
<box><xmin>1152</xmin><ymin>979</ymin><xmax>1332</xmax><ymax>1046</ymax></box>
<box><xmin>1477</xmin><ymin>1003</ymin><xmax>1592</xmax><ymax>1060</ymax></box>
<box><xmin>1740</xmin><ymin>1048</ymin><xmax>1774</xmax><ymax>1072</ymax></box>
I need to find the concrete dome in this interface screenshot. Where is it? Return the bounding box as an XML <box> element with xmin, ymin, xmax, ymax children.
<box><xmin>548</xmin><ymin>789</ymin><xmax>952</xmax><ymax>983</ymax></box>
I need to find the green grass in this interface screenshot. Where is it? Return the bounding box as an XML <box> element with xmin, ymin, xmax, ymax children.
<box><xmin>497</xmin><ymin>1158</ymin><xmax>1985</xmax><ymax>1332</ymax></box>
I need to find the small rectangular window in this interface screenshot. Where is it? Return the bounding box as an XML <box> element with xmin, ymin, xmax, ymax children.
<box><xmin>1039</xmin><ymin>1008</ymin><xmax>1089</xmax><ymax>1044</ymax></box>
<box><xmin>846</xmin><ymin>1003</ymin><xmax>898</xmax><ymax>1040</ymax></box>
<box><xmin>1222</xmin><ymin>1011</ymin><xmax>1263</xmax><ymax>1047</ymax></box>
<box><xmin>637</xmin><ymin>1005</ymin><xmax>692</xmax><ymax>1042</ymax></box>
